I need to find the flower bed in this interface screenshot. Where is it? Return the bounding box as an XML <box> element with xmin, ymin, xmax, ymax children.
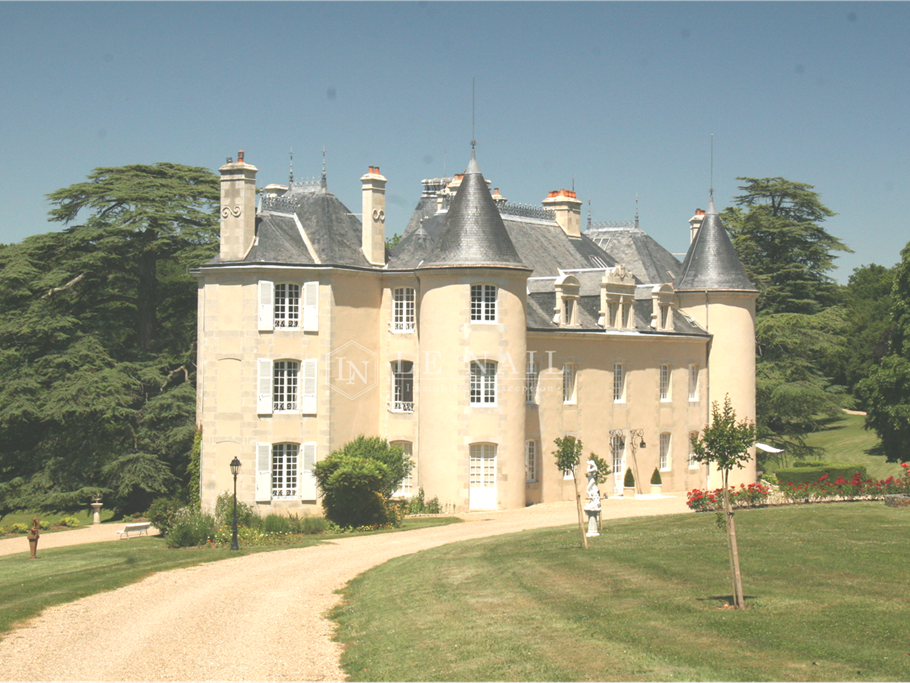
<box><xmin>687</xmin><ymin>463</ymin><xmax>910</xmax><ymax>511</ymax></box>
<box><xmin>686</xmin><ymin>483</ymin><xmax>772</xmax><ymax>512</ymax></box>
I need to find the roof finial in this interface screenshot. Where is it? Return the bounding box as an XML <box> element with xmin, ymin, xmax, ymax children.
<box><xmin>321</xmin><ymin>145</ymin><xmax>327</xmax><ymax>189</ymax></box>
<box><xmin>635</xmin><ymin>194</ymin><xmax>640</xmax><ymax>229</ymax></box>
<box><xmin>289</xmin><ymin>146</ymin><xmax>294</xmax><ymax>186</ymax></box>
<box><xmin>471</xmin><ymin>78</ymin><xmax>476</xmax><ymax>156</ymax></box>
<box><xmin>587</xmin><ymin>199</ymin><xmax>592</xmax><ymax>230</ymax></box>
<box><xmin>709</xmin><ymin>133</ymin><xmax>714</xmax><ymax>204</ymax></box>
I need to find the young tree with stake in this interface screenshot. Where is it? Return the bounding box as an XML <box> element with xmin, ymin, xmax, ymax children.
<box><xmin>690</xmin><ymin>395</ymin><xmax>756</xmax><ymax>609</ymax></box>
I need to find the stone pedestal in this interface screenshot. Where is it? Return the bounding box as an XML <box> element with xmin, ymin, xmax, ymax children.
<box><xmin>584</xmin><ymin>509</ymin><xmax>600</xmax><ymax>537</ymax></box>
<box><xmin>91</xmin><ymin>502</ymin><xmax>103</xmax><ymax>525</ymax></box>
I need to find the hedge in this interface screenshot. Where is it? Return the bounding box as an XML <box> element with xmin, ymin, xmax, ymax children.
<box><xmin>775</xmin><ymin>463</ymin><xmax>868</xmax><ymax>485</ymax></box>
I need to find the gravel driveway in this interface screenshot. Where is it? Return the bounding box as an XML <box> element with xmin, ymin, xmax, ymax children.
<box><xmin>0</xmin><ymin>496</ymin><xmax>689</xmax><ymax>682</ymax></box>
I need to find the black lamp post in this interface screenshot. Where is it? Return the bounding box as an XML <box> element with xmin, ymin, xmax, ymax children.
<box><xmin>230</xmin><ymin>456</ymin><xmax>241</xmax><ymax>551</ymax></box>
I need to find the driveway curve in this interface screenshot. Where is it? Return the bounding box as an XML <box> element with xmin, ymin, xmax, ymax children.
<box><xmin>0</xmin><ymin>496</ymin><xmax>689</xmax><ymax>682</ymax></box>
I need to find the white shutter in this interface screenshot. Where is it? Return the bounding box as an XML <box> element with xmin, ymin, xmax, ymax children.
<box><xmin>258</xmin><ymin>280</ymin><xmax>274</xmax><ymax>331</ymax></box>
<box><xmin>303</xmin><ymin>281</ymin><xmax>319</xmax><ymax>332</ymax></box>
<box><xmin>255</xmin><ymin>443</ymin><xmax>272</xmax><ymax>502</ymax></box>
<box><xmin>301</xmin><ymin>358</ymin><xmax>317</xmax><ymax>414</ymax></box>
<box><xmin>299</xmin><ymin>441</ymin><xmax>318</xmax><ymax>500</ymax></box>
<box><xmin>257</xmin><ymin>358</ymin><xmax>273</xmax><ymax>415</ymax></box>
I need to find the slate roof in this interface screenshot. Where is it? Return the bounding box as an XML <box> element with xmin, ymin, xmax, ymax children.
<box><xmin>586</xmin><ymin>224</ymin><xmax>681</xmax><ymax>285</ymax></box>
<box><xmin>418</xmin><ymin>154</ymin><xmax>528</xmax><ymax>270</ymax></box>
<box><xmin>674</xmin><ymin>199</ymin><xmax>756</xmax><ymax>291</ymax></box>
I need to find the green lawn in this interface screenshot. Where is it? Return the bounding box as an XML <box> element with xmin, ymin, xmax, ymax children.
<box><xmin>0</xmin><ymin>515</ymin><xmax>461</xmax><ymax>638</ymax></box>
<box><xmin>331</xmin><ymin>503</ymin><xmax>910</xmax><ymax>682</ymax></box>
<box><xmin>798</xmin><ymin>412</ymin><xmax>904</xmax><ymax>479</ymax></box>
<box><xmin>0</xmin><ymin>508</ymin><xmax>118</xmax><ymax>535</ymax></box>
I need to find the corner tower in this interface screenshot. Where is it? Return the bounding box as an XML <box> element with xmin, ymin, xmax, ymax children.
<box><xmin>417</xmin><ymin>151</ymin><xmax>532</xmax><ymax>511</ymax></box>
<box><xmin>675</xmin><ymin>199</ymin><xmax>759</xmax><ymax>486</ymax></box>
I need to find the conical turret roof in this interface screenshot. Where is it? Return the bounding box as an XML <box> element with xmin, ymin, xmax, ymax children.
<box><xmin>674</xmin><ymin>199</ymin><xmax>756</xmax><ymax>291</ymax></box>
<box><xmin>419</xmin><ymin>152</ymin><xmax>527</xmax><ymax>270</ymax></box>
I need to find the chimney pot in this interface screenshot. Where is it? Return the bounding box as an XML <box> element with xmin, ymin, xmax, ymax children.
<box><xmin>696</xmin><ymin>208</ymin><xmax>705</xmax><ymax>216</ymax></box>
<box><xmin>238</xmin><ymin>150</ymin><xmax>244</xmax><ymax>163</ymax></box>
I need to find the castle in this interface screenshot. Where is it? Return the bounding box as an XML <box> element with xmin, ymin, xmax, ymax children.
<box><xmin>194</xmin><ymin>148</ymin><xmax>757</xmax><ymax>513</ymax></box>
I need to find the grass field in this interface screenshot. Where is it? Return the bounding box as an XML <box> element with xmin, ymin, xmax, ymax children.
<box><xmin>331</xmin><ymin>503</ymin><xmax>910</xmax><ymax>682</ymax></box>
<box><xmin>0</xmin><ymin>515</ymin><xmax>461</xmax><ymax>638</ymax></box>
<box><xmin>766</xmin><ymin>412</ymin><xmax>904</xmax><ymax>480</ymax></box>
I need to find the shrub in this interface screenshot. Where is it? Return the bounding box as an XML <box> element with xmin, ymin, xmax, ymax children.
<box><xmin>262</xmin><ymin>514</ymin><xmax>293</xmax><ymax>534</ymax></box>
<box><xmin>58</xmin><ymin>517</ymin><xmax>80</xmax><ymax>528</ymax></box>
<box><xmin>37</xmin><ymin>520</ymin><xmax>50</xmax><ymax>531</ymax></box>
<box><xmin>650</xmin><ymin>468</ymin><xmax>662</xmax><ymax>486</ymax></box>
<box><xmin>407</xmin><ymin>488</ymin><xmax>443</xmax><ymax>515</ymax></box>
<box><xmin>313</xmin><ymin>452</ymin><xmax>390</xmax><ymax>528</ymax></box>
<box><xmin>9</xmin><ymin>523</ymin><xmax>29</xmax><ymax>534</ymax></box>
<box><xmin>687</xmin><ymin>483</ymin><xmax>771</xmax><ymax>512</ymax></box>
<box><xmin>295</xmin><ymin>515</ymin><xmax>329</xmax><ymax>534</ymax></box>
<box><xmin>165</xmin><ymin>509</ymin><xmax>217</xmax><ymax>548</ymax></box>
<box><xmin>623</xmin><ymin>468</ymin><xmax>635</xmax><ymax>488</ymax></box>
<box><xmin>214</xmin><ymin>491</ymin><xmax>259</xmax><ymax>529</ymax></box>
<box><xmin>147</xmin><ymin>497</ymin><xmax>185</xmax><ymax>536</ymax></box>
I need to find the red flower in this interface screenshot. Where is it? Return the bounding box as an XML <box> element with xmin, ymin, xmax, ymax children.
<box><xmin>820</xmin><ymin>474</ymin><xmax>829</xmax><ymax>481</ymax></box>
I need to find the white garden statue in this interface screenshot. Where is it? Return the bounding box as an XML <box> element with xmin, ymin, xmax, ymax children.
<box><xmin>584</xmin><ymin>459</ymin><xmax>601</xmax><ymax>537</ymax></box>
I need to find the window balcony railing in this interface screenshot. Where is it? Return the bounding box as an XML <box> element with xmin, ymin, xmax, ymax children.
<box><xmin>273</xmin><ymin>401</ymin><xmax>298</xmax><ymax>412</ymax></box>
<box><xmin>391</xmin><ymin>321</ymin><xmax>415</xmax><ymax>333</ymax></box>
<box><xmin>388</xmin><ymin>401</ymin><xmax>414</xmax><ymax>413</ymax></box>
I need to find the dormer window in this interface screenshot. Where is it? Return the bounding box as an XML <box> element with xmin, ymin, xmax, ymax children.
<box><xmin>600</xmin><ymin>265</ymin><xmax>635</xmax><ymax>330</ymax></box>
<box><xmin>554</xmin><ymin>274</ymin><xmax>580</xmax><ymax>327</ymax></box>
<box><xmin>650</xmin><ymin>284</ymin><xmax>676</xmax><ymax>332</ymax></box>
<box><xmin>471</xmin><ymin>284</ymin><xmax>497</xmax><ymax>323</ymax></box>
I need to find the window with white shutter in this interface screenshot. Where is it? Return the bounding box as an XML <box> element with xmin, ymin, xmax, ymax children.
<box><xmin>299</xmin><ymin>442</ymin><xmax>318</xmax><ymax>500</ymax></box>
<box><xmin>257</xmin><ymin>359</ymin><xmax>274</xmax><ymax>414</ymax></box>
<box><xmin>300</xmin><ymin>358</ymin><xmax>317</xmax><ymax>414</ymax></box>
<box><xmin>303</xmin><ymin>281</ymin><xmax>319</xmax><ymax>332</ymax></box>
<box><xmin>258</xmin><ymin>280</ymin><xmax>274</xmax><ymax>331</ymax></box>
<box><xmin>255</xmin><ymin>442</ymin><xmax>272</xmax><ymax>501</ymax></box>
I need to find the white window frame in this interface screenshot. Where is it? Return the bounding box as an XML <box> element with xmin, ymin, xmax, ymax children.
<box><xmin>525</xmin><ymin>360</ymin><xmax>539</xmax><ymax>404</ymax></box>
<box><xmin>563</xmin><ymin>363</ymin><xmax>576</xmax><ymax>404</ymax></box>
<box><xmin>271</xmin><ymin>443</ymin><xmax>299</xmax><ymax>499</ymax></box>
<box><xmin>259</xmin><ymin>280</ymin><xmax>318</xmax><ymax>332</ymax></box>
<box><xmin>613</xmin><ymin>363</ymin><xmax>625</xmax><ymax>403</ymax></box>
<box><xmin>391</xmin><ymin>441</ymin><xmax>415</xmax><ymax>497</ymax></box>
<box><xmin>390</xmin><ymin>360</ymin><xmax>414</xmax><ymax>413</ymax></box>
<box><xmin>392</xmin><ymin>287</ymin><xmax>416</xmax><ymax>333</ymax></box>
<box><xmin>257</xmin><ymin>358</ymin><xmax>316</xmax><ymax>415</ymax></box>
<box><xmin>470</xmin><ymin>360</ymin><xmax>497</xmax><ymax>406</ymax></box>
<box><xmin>256</xmin><ymin>441</ymin><xmax>317</xmax><ymax>502</ymax></box>
<box><xmin>469</xmin><ymin>443</ymin><xmax>497</xmax><ymax>509</ymax></box>
<box><xmin>470</xmin><ymin>284</ymin><xmax>497</xmax><ymax>323</ymax></box>
<box><xmin>525</xmin><ymin>439</ymin><xmax>538</xmax><ymax>483</ymax></box>
<box><xmin>688</xmin><ymin>364</ymin><xmax>699</xmax><ymax>401</ymax></box>
<box><xmin>660</xmin><ymin>364</ymin><xmax>671</xmax><ymax>402</ymax></box>
<box><xmin>274</xmin><ymin>283</ymin><xmax>301</xmax><ymax>329</ymax></box>
<box><xmin>273</xmin><ymin>360</ymin><xmax>299</xmax><ymax>413</ymax></box>
<box><xmin>660</xmin><ymin>432</ymin><xmax>671</xmax><ymax>471</ymax></box>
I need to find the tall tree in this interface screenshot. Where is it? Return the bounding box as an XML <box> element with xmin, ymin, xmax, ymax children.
<box><xmin>857</xmin><ymin>241</ymin><xmax>910</xmax><ymax>461</ymax></box>
<box><xmin>0</xmin><ymin>163</ymin><xmax>219</xmax><ymax>517</ymax></box>
<box><xmin>722</xmin><ymin>178</ymin><xmax>852</xmax><ymax>459</ymax></box>
<box><xmin>690</xmin><ymin>396</ymin><xmax>756</xmax><ymax>610</ymax></box>
<box><xmin>724</xmin><ymin>177</ymin><xmax>849</xmax><ymax>315</ymax></box>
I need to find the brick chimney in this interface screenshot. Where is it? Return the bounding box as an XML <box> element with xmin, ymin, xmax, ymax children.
<box><xmin>360</xmin><ymin>166</ymin><xmax>387</xmax><ymax>266</ymax></box>
<box><xmin>219</xmin><ymin>151</ymin><xmax>258</xmax><ymax>261</ymax></box>
<box><xmin>542</xmin><ymin>189</ymin><xmax>582</xmax><ymax>237</ymax></box>
<box><xmin>689</xmin><ymin>208</ymin><xmax>705</xmax><ymax>244</ymax></box>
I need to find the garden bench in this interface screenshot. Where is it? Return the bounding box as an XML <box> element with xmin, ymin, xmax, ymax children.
<box><xmin>116</xmin><ymin>522</ymin><xmax>151</xmax><ymax>539</ymax></box>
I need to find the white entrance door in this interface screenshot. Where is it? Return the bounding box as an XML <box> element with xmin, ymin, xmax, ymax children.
<box><xmin>611</xmin><ymin>434</ymin><xmax>626</xmax><ymax>495</ymax></box>
<box><xmin>469</xmin><ymin>443</ymin><xmax>497</xmax><ymax>510</ymax></box>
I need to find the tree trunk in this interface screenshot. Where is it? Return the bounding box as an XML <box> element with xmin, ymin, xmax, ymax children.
<box><xmin>137</xmin><ymin>248</ymin><xmax>158</xmax><ymax>352</ymax></box>
<box><xmin>722</xmin><ymin>474</ymin><xmax>746</xmax><ymax>608</ymax></box>
<box><xmin>573</xmin><ymin>471</ymin><xmax>588</xmax><ymax>550</ymax></box>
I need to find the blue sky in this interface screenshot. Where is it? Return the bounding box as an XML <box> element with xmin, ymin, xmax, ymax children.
<box><xmin>2</xmin><ymin>1</ymin><xmax>908</xmax><ymax>281</ymax></box>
